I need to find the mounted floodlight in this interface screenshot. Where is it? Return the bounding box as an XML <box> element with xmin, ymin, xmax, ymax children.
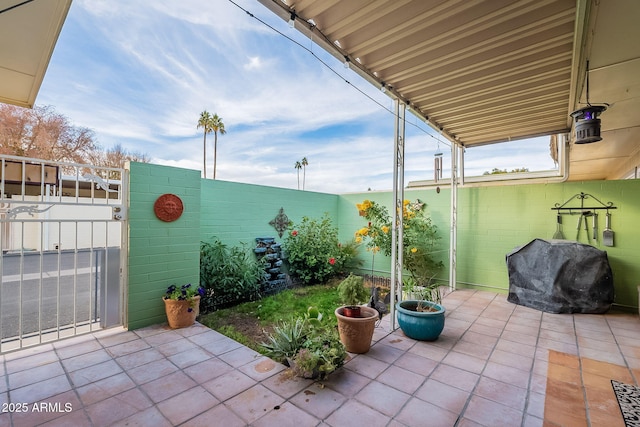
<box><xmin>570</xmin><ymin>105</ymin><xmax>607</xmax><ymax>144</ymax></box>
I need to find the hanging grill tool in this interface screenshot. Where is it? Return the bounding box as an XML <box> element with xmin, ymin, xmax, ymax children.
<box><xmin>551</xmin><ymin>192</ymin><xmax>616</xmax><ymax>245</ymax></box>
<box><xmin>603</xmin><ymin>212</ymin><xmax>614</xmax><ymax>247</ymax></box>
<box><xmin>552</xmin><ymin>214</ymin><xmax>564</xmax><ymax>239</ymax></box>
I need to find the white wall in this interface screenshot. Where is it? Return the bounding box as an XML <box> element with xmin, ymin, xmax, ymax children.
<box><xmin>3</xmin><ymin>196</ymin><xmax>121</xmax><ymax>252</ymax></box>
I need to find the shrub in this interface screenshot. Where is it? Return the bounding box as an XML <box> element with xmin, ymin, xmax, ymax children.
<box><xmin>356</xmin><ymin>199</ymin><xmax>444</xmax><ymax>289</ymax></box>
<box><xmin>337</xmin><ymin>274</ymin><xmax>369</xmax><ymax>306</ymax></box>
<box><xmin>200</xmin><ymin>238</ymin><xmax>266</xmax><ymax>312</ymax></box>
<box><xmin>283</xmin><ymin>214</ymin><xmax>360</xmax><ymax>285</ymax></box>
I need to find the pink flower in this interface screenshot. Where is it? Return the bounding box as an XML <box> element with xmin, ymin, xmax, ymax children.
<box><xmin>291</xmin><ymin>230</ymin><xmax>298</xmax><ymax>236</ymax></box>
<box><xmin>328</xmin><ymin>257</ymin><xmax>336</xmax><ymax>265</ymax></box>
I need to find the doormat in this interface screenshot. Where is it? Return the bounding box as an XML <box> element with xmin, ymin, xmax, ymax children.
<box><xmin>612</xmin><ymin>380</ymin><xmax>640</xmax><ymax>427</ymax></box>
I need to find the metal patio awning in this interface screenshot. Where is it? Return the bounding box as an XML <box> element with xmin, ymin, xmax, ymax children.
<box><xmin>0</xmin><ymin>0</ymin><xmax>72</xmax><ymax>108</ymax></box>
<box><xmin>258</xmin><ymin>0</ymin><xmax>640</xmax><ymax>181</ymax></box>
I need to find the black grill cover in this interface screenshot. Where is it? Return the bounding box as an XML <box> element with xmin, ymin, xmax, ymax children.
<box><xmin>506</xmin><ymin>238</ymin><xmax>614</xmax><ymax>313</ymax></box>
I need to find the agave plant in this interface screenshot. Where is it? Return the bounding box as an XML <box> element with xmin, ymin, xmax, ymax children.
<box><xmin>260</xmin><ymin>318</ymin><xmax>306</xmax><ymax>361</ymax></box>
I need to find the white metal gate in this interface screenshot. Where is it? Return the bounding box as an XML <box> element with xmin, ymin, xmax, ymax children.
<box><xmin>0</xmin><ymin>155</ymin><xmax>127</xmax><ymax>352</ymax></box>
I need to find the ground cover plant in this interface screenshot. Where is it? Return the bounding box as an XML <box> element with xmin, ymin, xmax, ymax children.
<box><xmin>199</xmin><ymin>282</ymin><xmax>342</xmax><ymax>354</ymax></box>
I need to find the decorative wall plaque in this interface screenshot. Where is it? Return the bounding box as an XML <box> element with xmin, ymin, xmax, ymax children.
<box><xmin>154</xmin><ymin>194</ymin><xmax>184</xmax><ymax>222</ymax></box>
<box><xmin>269</xmin><ymin>207</ymin><xmax>291</xmax><ymax>238</ymax></box>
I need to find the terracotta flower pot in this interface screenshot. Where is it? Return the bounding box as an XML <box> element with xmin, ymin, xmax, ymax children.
<box><xmin>163</xmin><ymin>296</ymin><xmax>200</xmax><ymax>329</ymax></box>
<box><xmin>342</xmin><ymin>306</ymin><xmax>361</xmax><ymax>317</ymax></box>
<box><xmin>335</xmin><ymin>306</ymin><xmax>378</xmax><ymax>353</ymax></box>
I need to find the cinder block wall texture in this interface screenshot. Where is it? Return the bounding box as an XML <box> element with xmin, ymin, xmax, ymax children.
<box><xmin>128</xmin><ymin>162</ymin><xmax>640</xmax><ymax>329</ymax></box>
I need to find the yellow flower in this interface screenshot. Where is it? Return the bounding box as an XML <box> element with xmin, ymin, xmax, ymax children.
<box><xmin>381</xmin><ymin>225</ymin><xmax>389</xmax><ymax>234</ymax></box>
<box><xmin>356</xmin><ymin>200</ymin><xmax>372</xmax><ymax>213</ymax></box>
<box><xmin>403</xmin><ymin>199</ymin><xmax>410</xmax><ymax>206</ymax></box>
<box><xmin>411</xmin><ymin>247</ymin><xmax>418</xmax><ymax>253</ymax></box>
<box><xmin>357</xmin><ymin>227</ymin><xmax>369</xmax><ymax>236</ymax></box>
<box><xmin>355</xmin><ymin>236</ymin><xmax>362</xmax><ymax>243</ymax></box>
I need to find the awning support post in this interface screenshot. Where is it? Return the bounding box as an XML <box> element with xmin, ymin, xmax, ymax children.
<box><xmin>390</xmin><ymin>100</ymin><xmax>406</xmax><ymax>330</ymax></box>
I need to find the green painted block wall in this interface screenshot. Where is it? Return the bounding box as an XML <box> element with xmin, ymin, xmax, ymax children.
<box><xmin>341</xmin><ymin>179</ymin><xmax>640</xmax><ymax>310</ymax></box>
<box><xmin>127</xmin><ymin>162</ymin><xmax>201</xmax><ymax>329</ymax></box>
<box><xmin>200</xmin><ymin>179</ymin><xmax>339</xmax><ymax>248</ymax></box>
<box><xmin>126</xmin><ymin>162</ymin><xmax>640</xmax><ymax>329</ymax></box>
<box><xmin>456</xmin><ymin>179</ymin><xmax>640</xmax><ymax>309</ymax></box>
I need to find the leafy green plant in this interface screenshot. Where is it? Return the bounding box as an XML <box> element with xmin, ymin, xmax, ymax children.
<box><xmin>356</xmin><ymin>199</ymin><xmax>444</xmax><ymax>290</ymax></box>
<box><xmin>283</xmin><ymin>214</ymin><xmax>360</xmax><ymax>285</ymax></box>
<box><xmin>164</xmin><ymin>283</ymin><xmax>205</xmax><ymax>312</ymax></box>
<box><xmin>337</xmin><ymin>274</ymin><xmax>369</xmax><ymax>307</ymax></box>
<box><xmin>260</xmin><ymin>317</ymin><xmax>307</xmax><ymax>361</ymax></box>
<box><xmin>403</xmin><ymin>275</ymin><xmax>441</xmax><ymax>306</ymax></box>
<box><xmin>260</xmin><ymin>306</ymin><xmax>346</xmax><ymax>380</ymax></box>
<box><xmin>200</xmin><ymin>238</ymin><xmax>266</xmax><ymax>313</ymax></box>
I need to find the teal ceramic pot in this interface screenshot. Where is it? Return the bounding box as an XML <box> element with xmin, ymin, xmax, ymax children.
<box><xmin>396</xmin><ymin>300</ymin><xmax>445</xmax><ymax>341</ymax></box>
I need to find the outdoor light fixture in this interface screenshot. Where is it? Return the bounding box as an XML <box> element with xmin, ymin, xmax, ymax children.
<box><xmin>288</xmin><ymin>11</ymin><xmax>295</xmax><ymax>28</ymax></box>
<box><xmin>570</xmin><ymin>61</ymin><xmax>608</xmax><ymax>144</ymax></box>
<box><xmin>570</xmin><ymin>105</ymin><xmax>607</xmax><ymax>144</ymax></box>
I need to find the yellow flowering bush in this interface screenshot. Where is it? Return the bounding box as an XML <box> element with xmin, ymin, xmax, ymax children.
<box><xmin>356</xmin><ymin>199</ymin><xmax>443</xmax><ymax>292</ymax></box>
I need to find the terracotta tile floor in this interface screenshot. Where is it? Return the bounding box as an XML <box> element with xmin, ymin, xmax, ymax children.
<box><xmin>0</xmin><ymin>289</ymin><xmax>639</xmax><ymax>426</ymax></box>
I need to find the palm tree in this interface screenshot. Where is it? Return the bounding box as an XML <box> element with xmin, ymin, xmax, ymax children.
<box><xmin>301</xmin><ymin>157</ymin><xmax>308</xmax><ymax>190</ymax></box>
<box><xmin>294</xmin><ymin>161</ymin><xmax>302</xmax><ymax>190</ymax></box>
<box><xmin>210</xmin><ymin>113</ymin><xmax>226</xmax><ymax>180</ymax></box>
<box><xmin>197</xmin><ymin>111</ymin><xmax>213</xmax><ymax>178</ymax></box>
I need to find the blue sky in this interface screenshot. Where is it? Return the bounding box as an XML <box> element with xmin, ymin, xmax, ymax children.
<box><xmin>36</xmin><ymin>0</ymin><xmax>556</xmax><ymax>193</ymax></box>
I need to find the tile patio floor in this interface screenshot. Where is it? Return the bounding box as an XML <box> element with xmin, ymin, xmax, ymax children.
<box><xmin>1</xmin><ymin>289</ymin><xmax>639</xmax><ymax>426</ymax></box>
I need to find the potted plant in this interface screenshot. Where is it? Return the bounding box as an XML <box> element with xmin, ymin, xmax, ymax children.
<box><xmin>356</xmin><ymin>199</ymin><xmax>445</xmax><ymax>341</ymax></box>
<box><xmin>163</xmin><ymin>283</ymin><xmax>205</xmax><ymax>329</ymax></box>
<box><xmin>261</xmin><ymin>307</ymin><xmax>346</xmax><ymax>380</ymax></box>
<box><xmin>396</xmin><ymin>278</ymin><xmax>446</xmax><ymax>341</ymax></box>
<box><xmin>334</xmin><ymin>274</ymin><xmax>379</xmax><ymax>353</ymax></box>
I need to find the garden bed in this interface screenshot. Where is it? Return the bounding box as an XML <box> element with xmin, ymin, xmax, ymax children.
<box><xmin>198</xmin><ymin>282</ymin><xmax>343</xmax><ymax>353</ymax></box>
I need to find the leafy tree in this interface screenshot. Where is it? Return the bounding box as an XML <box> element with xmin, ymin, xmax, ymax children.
<box><xmin>0</xmin><ymin>104</ymin><xmax>99</xmax><ymax>163</ymax></box>
<box><xmin>91</xmin><ymin>144</ymin><xmax>151</xmax><ymax>177</ymax></box>
<box><xmin>483</xmin><ymin>167</ymin><xmax>529</xmax><ymax>175</ymax></box>
<box><xmin>0</xmin><ymin>104</ymin><xmax>149</xmax><ymax>170</ymax></box>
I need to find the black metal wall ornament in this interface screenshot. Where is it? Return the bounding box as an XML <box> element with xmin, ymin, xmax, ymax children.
<box><xmin>551</xmin><ymin>192</ymin><xmax>616</xmax><ymax>214</ymax></box>
<box><xmin>269</xmin><ymin>207</ymin><xmax>291</xmax><ymax>238</ymax></box>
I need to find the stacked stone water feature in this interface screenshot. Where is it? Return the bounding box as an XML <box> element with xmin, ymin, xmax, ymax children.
<box><xmin>254</xmin><ymin>237</ymin><xmax>287</xmax><ymax>295</ymax></box>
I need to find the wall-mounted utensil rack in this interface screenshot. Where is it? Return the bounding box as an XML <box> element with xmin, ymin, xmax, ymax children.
<box><xmin>551</xmin><ymin>192</ymin><xmax>617</xmax><ymax>213</ymax></box>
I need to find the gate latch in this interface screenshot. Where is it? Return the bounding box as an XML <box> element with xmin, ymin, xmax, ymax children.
<box><xmin>112</xmin><ymin>205</ymin><xmax>127</xmax><ymax>221</ymax></box>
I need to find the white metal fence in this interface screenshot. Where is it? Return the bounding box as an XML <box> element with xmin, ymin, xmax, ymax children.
<box><xmin>0</xmin><ymin>155</ymin><xmax>127</xmax><ymax>352</ymax></box>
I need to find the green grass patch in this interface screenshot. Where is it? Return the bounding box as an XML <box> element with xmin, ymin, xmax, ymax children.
<box><xmin>199</xmin><ymin>283</ymin><xmax>342</xmax><ymax>353</ymax></box>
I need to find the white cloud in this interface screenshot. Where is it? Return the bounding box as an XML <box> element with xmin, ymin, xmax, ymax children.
<box><xmin>244</xmin><ymin>56</ymin><xmax>263</xmax><ymax>70</ymax></box>
<box><xmin>36</xmin><ymin>0</ymin><xmax>554</xmax><ymax>194</ymax></box>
